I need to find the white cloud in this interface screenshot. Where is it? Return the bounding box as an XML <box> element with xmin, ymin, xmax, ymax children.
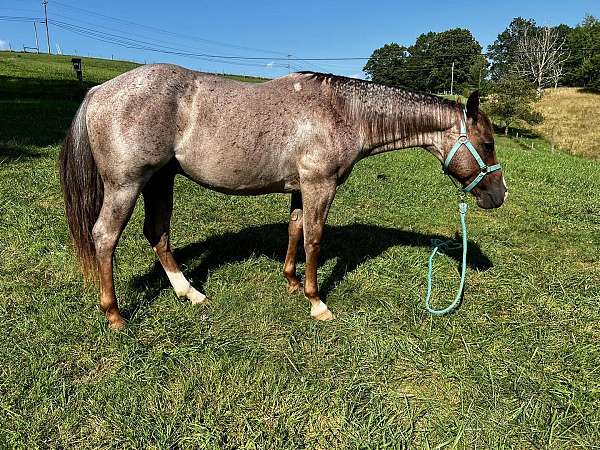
<box><xmin>0</xmin><ymin>40</ymin><xmax>10</xmax><ymax>51</ymax></box>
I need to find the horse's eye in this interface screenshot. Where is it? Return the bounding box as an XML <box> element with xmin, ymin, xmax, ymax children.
<box><xmin>483</xmin><ymin>142</ymin><xmax>495</xmax><ymax>153</ymax></box>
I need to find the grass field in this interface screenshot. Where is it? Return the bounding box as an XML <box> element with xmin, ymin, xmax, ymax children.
<box><xmin>1</xmin><ymin>53</ymin><xmax>600</xmax><ymax>448</ymax></box>
<box><xmin>534</xmin><ymin>87</ymin><xmax>600</xmax><ymax>160</ymax></box>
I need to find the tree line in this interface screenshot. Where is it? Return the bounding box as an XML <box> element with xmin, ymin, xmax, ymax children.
<box><xmin>362</xmin><ymin>14</ymin><xmax>599</xmax><ymax>134</ymax></box>
<box><xmin>364</xmin><ymin>15</ymin><xmax>599</xmax><ymax>94</ymax></box>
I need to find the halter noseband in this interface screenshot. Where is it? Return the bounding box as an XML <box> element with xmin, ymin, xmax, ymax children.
<box><xmin>443</xmin><ymin>109</ymin><xmax>501</xmax><ymax>193</ymax></box>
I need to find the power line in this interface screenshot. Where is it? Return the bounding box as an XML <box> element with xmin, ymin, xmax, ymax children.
<box><xmin>1</xmin><ymin>12</ymin><xmax>597</xmax><ymax>76</ymax></box>
<box><xmin>47</xmin><ymin>21</ymin><xmax>473</xmax><ymax>74</ymax></box>
<box><xmin>0</xmin><ymin>15</ymin><xmax>43</xmax><ymax>22</ymax></box>
<box><xmin>37</xmin><ymin>10</ymin><xmax>340</xmax><ymax>73</ymax></box>
<box><xmin>51</xmin><ymin>17</ymin><xmax>583</xmax><ymax>67</ymax></box>
<box><xmin>51</xmin><ymin>0</ymin><xmax>289</xmax><ymax>57</ymax></box>
<box><xmin>49</xmin><ymin>20</ymin><xmax>298</xmax><ymax>70</ymax></box>
<box><xmin>6</xmin><ymin>15</ymin><xmax>572</xmax><ymax>76</ymax></box>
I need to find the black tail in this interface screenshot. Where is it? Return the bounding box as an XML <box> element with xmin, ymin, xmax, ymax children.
<box><xmin>59</xmin><ymin>88</ymin><xmax>103</xmax><ymax>281</ymax></box>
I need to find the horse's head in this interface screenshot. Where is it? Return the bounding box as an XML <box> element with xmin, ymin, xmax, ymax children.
<box><xmin>441</xmin><ymin>91</ymin><xmax>507</xmax><ymax>209</ymax></box>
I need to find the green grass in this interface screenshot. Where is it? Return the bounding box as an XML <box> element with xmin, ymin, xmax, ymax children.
<box><xmin>1</xmin><ymin>53</ymin><xmax>600</xmax><ymax>449</ymax></box>
<box><xmin>0</xmin><ymin>52</ymin><xmax>266</xmax><ymax>100</ymax></box>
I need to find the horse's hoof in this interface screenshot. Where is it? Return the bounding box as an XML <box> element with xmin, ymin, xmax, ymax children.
<box><xmin>314</xmin><ymin>309</ymin><xmax>334</xmax><ymax>321</ymax></box>
<box><xmin>310</xmin><ymin>300</ymin><xmax>333</xmax><ymax>321</ymax></box>
<box><xmin>192</xmin><ymin>296</ymin><xmax>209</xmax><ymax>305</ymax></box>
<box><xmin>108</xmin><ymin>317</ymin><xmax>126</xmax><ymax>331</ymax></box>
<box><xmin>287</xmin><ymin>281</ymin><xmax>301</xmax><ymax>295</ymax></box>
<box><xmin>188</xmin><ymin>288</ymin><xmax>209</xmax><ymax>305</ymax></box>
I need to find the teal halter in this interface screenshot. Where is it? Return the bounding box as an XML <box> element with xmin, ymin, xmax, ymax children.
<box><xmin>423</xmin><ymin>109</ymin><xmax>502</xmax><ymax>316</ymax></box>
<box><xmin>443</xmin><ymin>110</ymin><xmax>501</xmax><ymax>192</ymax></box>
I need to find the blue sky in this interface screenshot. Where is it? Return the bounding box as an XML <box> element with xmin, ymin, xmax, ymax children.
<box><xmin>1</xmin><ymin>0</ymin><xmax>598</xmax><ymax>78</ymax></box>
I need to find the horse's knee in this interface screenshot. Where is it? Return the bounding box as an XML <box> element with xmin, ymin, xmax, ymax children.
<box><xmin>304</xmin><ymin>241</ymin><xmax>320</xmax><ymax>256</ymax></box>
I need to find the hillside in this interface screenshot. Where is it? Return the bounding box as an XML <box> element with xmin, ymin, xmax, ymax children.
<box><xmin>534</xmin><ymin>87</ymin><xmax>600</xmax><ymax>160</ymax></box>
<box><xmin>0</xmin><ymin>51</ymin><xmax>267</xmax><ymax>99</ymax></box>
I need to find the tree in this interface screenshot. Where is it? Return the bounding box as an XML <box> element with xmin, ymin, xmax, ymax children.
<box><xmin>363</xmin><ymin>28</ymin><xmax>486</xmax><ymax>93</ymax></box>
<box><xmin>563</xmin><ymin>15</ymin><xmax>600</xmax><ymax>88</ymax></box>
<box><xmin>483</xmin><ymin>75</ymin><xmax>543</xmax><ymax>135</ymax></box>
<box><xmin>362</xmin><ymin>43</ymin><xmax>410</xmax><ymax>88</ymax></box>
<box><xmin>488</xmin><ymin>18</ymin><xmax>537</xmax><ymax>81</ymax></box>
<box><xmin>551</xmin><ymin>24</ymin><xmax>573</xmax><ymax>86</ymax></box>
<box><xmin>469</xmin><ymin>56</ymin><xmax>491</xmax><ymax>95</ymax></box>
<box><xmin>516</xmin><ymin>25</ymin><xmax>569</xmax><ymax>93</ymax></box>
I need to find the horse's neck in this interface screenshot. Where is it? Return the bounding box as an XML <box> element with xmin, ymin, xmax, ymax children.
<box><xmin>358</xmin><ymin>104</ymin><xmax>456</xmax><ymax>157</ymax></box>
<box><xmin>329</xmin><ymin>78</ymin><xmax>456</xmax><ymax>157</ymax></box>
<box><xmin>365</xmin><ymin>131</ymin><xmax>438</xmax><ymax>156</ymax></box>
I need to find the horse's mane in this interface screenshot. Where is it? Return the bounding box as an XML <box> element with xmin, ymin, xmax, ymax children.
<box><xmin>299</xmin><ymin>71</ymin><xmax>459</xmax><ymax>146</ymax></box>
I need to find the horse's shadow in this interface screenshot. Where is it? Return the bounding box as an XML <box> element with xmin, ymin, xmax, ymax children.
<box><xmin>126</xmin><ymin>222</ymin><xmax>492</xmax><ymax>316</ymax></box>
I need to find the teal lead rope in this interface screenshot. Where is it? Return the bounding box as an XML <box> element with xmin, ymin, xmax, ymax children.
<box><xmin>424</xmin><ymin>199</ymin><xmax>468</xmax><ymax>316</ymax></box>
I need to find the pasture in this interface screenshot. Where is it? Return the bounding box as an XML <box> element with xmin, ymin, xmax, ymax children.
<box><xmin>1</xmin><ymin>53</ymin><xmax>599</xmax><ymax>448</ymax></box>
<box><xmin>534</xmin><ymin>87</ymin><xmax>600</xmax><ymax>161</ymax></box>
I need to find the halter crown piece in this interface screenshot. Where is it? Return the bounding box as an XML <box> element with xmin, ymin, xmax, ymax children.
<box><xmin>442</xmin><ymin>109</ymin><xmax>502</xmax><ymax>193</ymax></box>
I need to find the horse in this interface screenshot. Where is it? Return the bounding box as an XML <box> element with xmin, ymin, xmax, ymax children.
<box><xmin>59</xmin><ymin>64</ymin><xmax>507</xmax><ymax>330</ymax></box>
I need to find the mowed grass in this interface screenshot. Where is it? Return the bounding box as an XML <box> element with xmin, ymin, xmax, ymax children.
<box><xmin>534</xmin><ymin>87</ymin><xmax>600</xmax><ymax>160</ymax></box>
<box><xmin>1</xmin><ymin>54</ymin><xmax>600</xmax><ymax>449</ymax></box>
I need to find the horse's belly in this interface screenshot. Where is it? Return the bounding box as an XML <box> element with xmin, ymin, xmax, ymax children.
<box><xmin>175</xmin><ymin>148</ymin><xmax>299</xmax><ymax>195</ymax></box>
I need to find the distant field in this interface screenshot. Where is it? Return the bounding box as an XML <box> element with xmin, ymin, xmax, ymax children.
<box><xmin>534</xmin><ymin>87</ymin><xmax>600</xmax><ymax>160</ymax></box>
<box><xmin>1</xmin><ymin>53</ymin><xmax>599</xmax><ymax>448</ymax></box>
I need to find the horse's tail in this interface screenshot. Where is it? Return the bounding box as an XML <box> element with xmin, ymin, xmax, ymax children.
<box><xmin>59</xmin><ymin>87</ymin><xmax>103</xmax><ymax>281</ymax></box>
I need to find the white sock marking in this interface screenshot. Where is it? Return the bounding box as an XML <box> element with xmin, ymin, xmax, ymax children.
<box><xmin>165</xmin><ymin>269</ymin><xmax>206</xmax><ymax>303</ymax></box>
<box><xmin>310</xmin><ymin>300</ymin><xmax>328</xmax><ymax>317</ymax></box>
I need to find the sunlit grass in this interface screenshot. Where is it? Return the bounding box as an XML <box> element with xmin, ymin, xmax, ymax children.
<box><xmin>534</xmin><ymin>87</ymin><xmax>600</xmax><ymax>160</ymax></box>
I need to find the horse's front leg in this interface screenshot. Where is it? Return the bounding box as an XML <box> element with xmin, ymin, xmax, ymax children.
<box><xmin>283</xmin><ymin>191</ymin><xmax>303</xmax><ymax>294</ymax></box>
<box><xmin>300</xmin><ymin>178</ymin><xmax>336</xmax><ymax>321</ymax></box>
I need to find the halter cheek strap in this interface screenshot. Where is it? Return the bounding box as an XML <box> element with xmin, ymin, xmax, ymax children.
<box><xmin>443</xmin><ymin>110</ymin><xmax>501</xmax><ymax>193</ymax></box>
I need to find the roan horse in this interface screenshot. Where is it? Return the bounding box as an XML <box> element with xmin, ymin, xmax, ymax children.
<box><xmin>59</xmin><ymin>64</ymin><xmax>507</xmax><ymax>330</ymax></box>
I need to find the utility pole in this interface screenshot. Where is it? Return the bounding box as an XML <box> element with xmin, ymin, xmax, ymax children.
<box><xmin>33</xmin><ymin>22</ymin><xmax>40</xmax><ymax>53</ymax></box>
<box><xmin>450</xmin><ymin>61</ymin><xmax>455</xmax><ymax>96</ymax></box>
<box><xmin>42</xmin><ymin>0</ymin><xmax>51</xmax><ymax>54</ymax></box>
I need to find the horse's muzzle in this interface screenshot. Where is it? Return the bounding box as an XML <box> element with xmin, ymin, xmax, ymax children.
<box><xmin>476</xmin><ymin>175</ymin><xmax>507</xmax><ymax>209</ymax></box>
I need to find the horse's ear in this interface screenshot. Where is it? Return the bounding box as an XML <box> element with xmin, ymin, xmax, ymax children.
<box><xmin>466</xmin><ymin>90</ymin><xmax>479</xmax><ymax>121</ymax></box>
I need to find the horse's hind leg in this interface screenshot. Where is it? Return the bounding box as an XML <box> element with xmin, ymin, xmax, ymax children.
<box><xmin>283</xmin><ymin>191</ymin><xmax>303</xmax><ymax>294</ymax></box>
<box><xmin>93</xmin><ymin>184</ymin><xmax>141</xmax><ymax>330</ymax></box>
<box><xmin>142</xmin><ymin>165</ymin><xmax>207</xmax><ymax>305</ymax></box>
